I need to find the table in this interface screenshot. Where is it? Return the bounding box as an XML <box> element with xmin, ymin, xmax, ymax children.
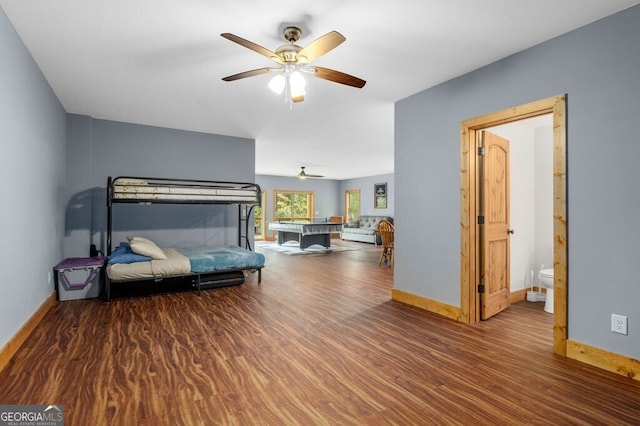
<box><xmin>268</xmin><ymin>222</ymin><xmax>343</xmax><ymax>250</ymax></box>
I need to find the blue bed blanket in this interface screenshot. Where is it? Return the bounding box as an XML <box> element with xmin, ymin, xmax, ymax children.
<box><xmin>177</xmin><ymin>245</ymin><xmax>265</xmax><ymax>273</ymax></box>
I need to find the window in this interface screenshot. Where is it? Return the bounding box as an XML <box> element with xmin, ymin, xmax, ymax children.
<box><xmin>274</xmin><ymin>190</ymin><xmax>314</xmax><ymax>222</ymax></box>
<box><xmin>345</xmin><ymin>189</ymin><xmax>360</xmax><ymax>223</ymax></box>
<box><xmin>254</xmin><ymin>191</ymin><xmax>265</xmax><ymax>239</ymax></box>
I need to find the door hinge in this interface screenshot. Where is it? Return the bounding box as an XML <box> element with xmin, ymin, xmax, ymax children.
<box><xmin>478</xmin><ymin>215</ymin><xmax>485</xmax><ymax>225</ymax></box>
<box><xmin>477</xmin><ymin>146</ymin><xmax>485</xmax><ymax>156</ymax></box>
<box><xmin>478</xmin><ymin>284</ymin><xmax>485</xmax><ymax>293</ymax></box>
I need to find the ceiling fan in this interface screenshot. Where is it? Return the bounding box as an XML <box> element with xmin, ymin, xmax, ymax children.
<box><xmin>221</xmin><ymin>26</ymin><xmax>366</xmax><ymax>104</ymax></box>
<box><xmin>298</xmin><ymin>166</ymin><xmax>324</xmax><ymax>179</ymax></box>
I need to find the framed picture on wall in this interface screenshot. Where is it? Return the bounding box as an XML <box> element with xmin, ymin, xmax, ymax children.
<box><xmin>374</xmin><ymin>182</ymin><xmax>387</xmax><ymax>209</ymax></box>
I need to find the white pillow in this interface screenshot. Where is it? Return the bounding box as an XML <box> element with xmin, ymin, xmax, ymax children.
<box><xmin>128</xmin><ymin>235</ymin><xmax>154</xmax><ymax>244</ymax></box>
<box><xmin>128</xmin><ymin>237</ymin><xmax>166</xmax><ymax>260</ymax></box>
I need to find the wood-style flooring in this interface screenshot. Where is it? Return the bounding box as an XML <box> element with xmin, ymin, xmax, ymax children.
<box><xmin>1</xmin><ymin>240</ymin><xmax>639</xmax><ymax>425</ymax></box>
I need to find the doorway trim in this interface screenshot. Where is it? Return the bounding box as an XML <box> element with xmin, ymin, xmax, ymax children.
<box><xmin>460</xmin><ymin>95</ymin><xmax>567</xmax><ymax>355</ymax></box>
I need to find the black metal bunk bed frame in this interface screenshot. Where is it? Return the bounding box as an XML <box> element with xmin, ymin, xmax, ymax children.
<box><xmin>106</xmin><ymin>176</ymin><xmax>262</xmax><ymax>300</ymax></box>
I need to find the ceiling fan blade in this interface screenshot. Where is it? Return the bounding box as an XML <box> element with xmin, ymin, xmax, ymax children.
<box><xmin>297</xmin><ymin>31</ymin><xmax>346</xmax><ymax>63</ymax></box>
<box><xmin>221</xmin><ymin>33</ymin><xmax>283</xmax><ymax>64</ymax></box>
<box><xmin>314</xmin><ymin>66</ymin><xmax>366</xmax><ymax>88</ymax></box>
<box><xmin>222</xmin><ymin>67</ymin><xmax>275</xmax><ymax>82</ymax></box>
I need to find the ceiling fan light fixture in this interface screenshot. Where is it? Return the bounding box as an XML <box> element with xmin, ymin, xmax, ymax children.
<box><xmin>289</xmin><ymin>71</ymin><xmax>306</xmax><ymax>98</ymax></box>
<box><xmin>268</xmin><ymin>74</ymin><xmax>285</xmax><ymax>94</ymax></box>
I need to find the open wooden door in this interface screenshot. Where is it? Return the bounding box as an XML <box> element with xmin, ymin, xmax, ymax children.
<box><xmin>480</xmin><ymin>131</ymin><xmax>511</xmax><ymax>320</ymax></box>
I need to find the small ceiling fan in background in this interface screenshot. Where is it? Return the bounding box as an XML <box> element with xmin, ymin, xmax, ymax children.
<box><xmin>221</xmin><ymin>26</ymin><xmax>366</xmax><ymax>105</ymax></box>
<box><xmin>298</xmin><ymin>166</ymin><xmax>324</xmax><ymax>179</ymax></box>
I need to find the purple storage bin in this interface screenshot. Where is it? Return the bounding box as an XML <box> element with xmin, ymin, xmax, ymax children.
<box><xmin>56</xmin><ymin>257</ymin><xmax>106</xmax><ymax>269</ymax></box>
<box><xmin>54</xmin><ymin>256</ymin><xmax>106</xmax><ymax>301</ymax></box>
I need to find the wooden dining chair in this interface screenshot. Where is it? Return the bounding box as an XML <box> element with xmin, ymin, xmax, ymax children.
<box><xmin>328</xmin><ymin>215</ymin><xmax>343</xmax><ymax>239</ymax></box>
<box><xmin>377</xmin><ymin>219</ymin><xmax>394</xmax><ymax>268</ymax></box>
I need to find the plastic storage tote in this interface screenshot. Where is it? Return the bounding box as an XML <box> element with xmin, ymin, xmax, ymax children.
<box><xmin>54</xmin><ymin>256</ymin><xmax>106</xmax><ymax>301</ymax></box>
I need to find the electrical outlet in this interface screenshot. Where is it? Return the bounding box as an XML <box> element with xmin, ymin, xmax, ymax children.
<box><xmin>611</xmin><ymin>314</ymin><xmax>628</xmax><ymax>335</ymax></box>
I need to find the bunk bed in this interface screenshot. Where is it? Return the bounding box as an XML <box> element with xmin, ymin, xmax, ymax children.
<box><xmin>105</xmin><ymin>176</ymin><xmax>265</xmax><ymax>300</ymax></box>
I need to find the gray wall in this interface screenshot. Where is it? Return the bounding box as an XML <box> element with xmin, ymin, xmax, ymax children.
<box><xmin>65</xmin><ymin>115</ymin><xmax>256</xmax><ymax>255</ymax></box>
<box><xmin>395</xmin><ymin>5</ymin><xmax>640</xmax><ymax>358</ymax></box>
<box><xmin>340</xmin><ymin>173</ymin><xmax>394</xmax><ymax>219</ymax></box>
<box><xmin>0</xmin><ymin>8</ymin><xmax>67</xmax><ymax>349</ymax></box>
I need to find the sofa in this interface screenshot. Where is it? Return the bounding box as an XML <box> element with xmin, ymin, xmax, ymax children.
<box><xmin>341</xmin><ymin>215</ymin><xmax>393</xmax><ymax>245</ymax></box>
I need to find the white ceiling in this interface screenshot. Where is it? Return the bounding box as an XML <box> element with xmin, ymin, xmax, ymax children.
<box><xmin>2</xmin><ymin>1</ymin><xmax>638</xmax><ymax>179</ymax></box>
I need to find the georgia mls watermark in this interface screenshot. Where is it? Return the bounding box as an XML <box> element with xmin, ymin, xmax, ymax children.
<box><xmin>0</xmin><ymin>405</ymin><xmax>64</xmax><ymax>426</ymax></box>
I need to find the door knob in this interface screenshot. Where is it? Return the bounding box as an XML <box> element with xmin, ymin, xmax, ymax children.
<box><xmin>507</xmin><ymin>229</ymin><xmax>515</xmax><ymax>234</ymax></box>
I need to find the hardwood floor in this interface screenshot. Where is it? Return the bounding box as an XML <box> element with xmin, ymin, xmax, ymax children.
<box><xmin>1</xmin><ymin>241</ymin><xmax>639</xmax><ymax>425</ymax></box>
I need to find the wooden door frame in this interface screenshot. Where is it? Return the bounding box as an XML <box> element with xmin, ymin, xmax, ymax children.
<box><xmin>460</xmin><ymin>95</ymin><xmax>567</xmax><ymax>355</ymax></box>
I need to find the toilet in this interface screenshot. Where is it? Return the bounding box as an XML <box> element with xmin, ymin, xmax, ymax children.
<box><xmin>539</xmin><ymin>268</ymin><xmax>554</xmax><ymax>313</ymax></box>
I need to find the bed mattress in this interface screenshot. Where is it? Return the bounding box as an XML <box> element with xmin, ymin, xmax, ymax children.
<box><xmin>106</xmin><ymin>248</ymin><xmax>191</xmax><ymax>281</ymax></box>
<box><xmin>111</xmin><ymin>177</ymin><xmax>260</xmax><ymax>203</ymax></box>
<box><xmin>177</xmin><ymin>245</ymin><xmax>265</xmax><ymax>273</ymax></box>
<box><xmin>106</xmin><ymin>245</ymin><xmax>265</xmax><ymax>282</ymax></box>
